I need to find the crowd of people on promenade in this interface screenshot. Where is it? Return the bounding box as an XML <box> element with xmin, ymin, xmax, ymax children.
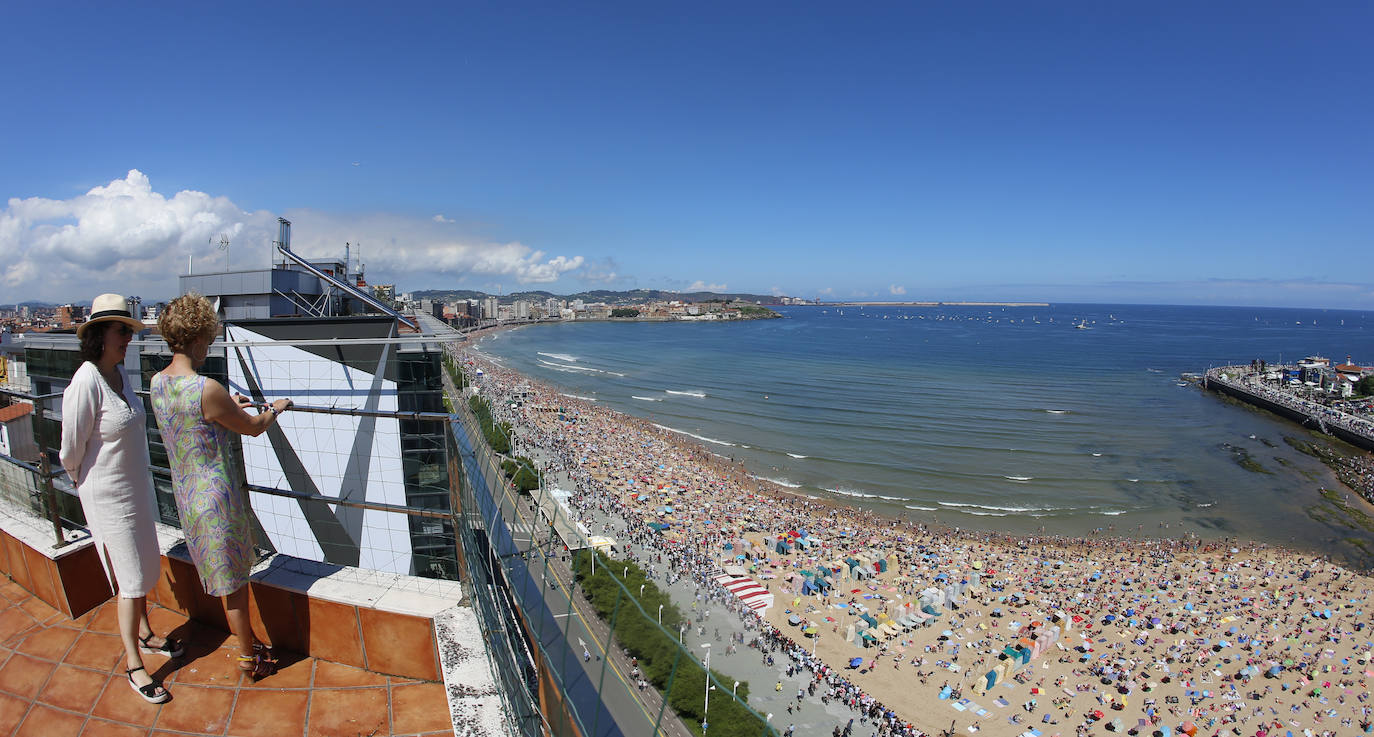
<box><xmin>462</xmin><ymin>342</ymin><xmax>1374</xmax><ymax>737</ymax></box>
<box><xmin>1214</xmin><ymin>367</ymin><xmax>1374</xmax><ymax>442</ymax></box>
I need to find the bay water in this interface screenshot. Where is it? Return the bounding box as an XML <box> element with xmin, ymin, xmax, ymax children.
<box><xmin>473</xmin><ymin>303</ymin><xmax>1374</xmax><ymax>567</ymax></box>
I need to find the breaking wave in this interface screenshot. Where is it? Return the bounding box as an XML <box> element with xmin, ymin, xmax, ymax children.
<box><xmin>652</xmin><ymin>423</ymin><xmax>737</xmax><ymax>447</ymax></box>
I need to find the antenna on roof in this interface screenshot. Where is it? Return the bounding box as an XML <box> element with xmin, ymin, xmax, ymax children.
<box><xmin>210</xmin><ymin>233</ymin><xmax>230</xmax><ymax>265</ymax></box>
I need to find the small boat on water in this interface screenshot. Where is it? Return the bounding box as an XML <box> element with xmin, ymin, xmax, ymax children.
<box><xmin>1074</xmin><ymin>320</ymin><xmax>1090</xmax><ymax>330</ymax></box>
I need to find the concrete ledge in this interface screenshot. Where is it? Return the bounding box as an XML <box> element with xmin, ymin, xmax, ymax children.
<box><xmin>150</xmin><ymin>535</ymin><xmax>460</xmax><ymax>681</ymax></box>
<box><xmin>0</xmin><ymin>498</ymin><xmax>508</xmax><ymax>733</ymax></box>
<box><xmin>0</xmin><ymin>502</ymin><xmax>111</xmax><ymax>618</ymax></box>
<box><xmin>0</xmin><ymin>500</ymin><xmax>457</xmax><ymax>679</ymax></box>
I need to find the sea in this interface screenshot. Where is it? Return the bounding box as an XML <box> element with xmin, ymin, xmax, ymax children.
<box><xmin>471</xmin><ymin>303</ymin><xmax>1374</xmax><ymax>568</ymax></box>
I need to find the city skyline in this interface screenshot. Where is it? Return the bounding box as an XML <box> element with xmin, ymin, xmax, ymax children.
<box><xmin>2</xmin><ymin>3</ymin><xmax>1371</xmax><ymax>309</ymax></box>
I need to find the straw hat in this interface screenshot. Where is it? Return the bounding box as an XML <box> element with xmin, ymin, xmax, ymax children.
<box><xmin>77</xmin><ymin>293</ymin><xmax>144</xmax><ymax>338</ymax></box>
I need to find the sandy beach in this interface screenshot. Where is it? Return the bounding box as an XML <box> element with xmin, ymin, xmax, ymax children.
<box><xmin>456</xmin><ymin>337</ymin><xmax>1374</xmax><ymax>737</ymax></box>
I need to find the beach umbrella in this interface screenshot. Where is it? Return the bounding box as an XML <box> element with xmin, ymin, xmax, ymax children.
<box><xmin>788</xmin><ymin>614</ymin><xmax>801</xmax><ymax>625</ymax></box>
<box><xmin>849</xmin><ymin>657</ymin><xmax>863</xmax><ymax>667</ymax></box>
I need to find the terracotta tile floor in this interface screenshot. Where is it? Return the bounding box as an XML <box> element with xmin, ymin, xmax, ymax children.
<box><xmin>0</xmin><ymin>579</ymin><xmax>454</xmax><ymax>737</ymax></box>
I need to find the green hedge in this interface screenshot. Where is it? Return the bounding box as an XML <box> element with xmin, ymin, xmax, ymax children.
<box><xmin>464</xmin><ymin>392</ymin><xmax>541</xmax><ymax>492</ymax></box>
<box><xmin>443</xmin><ymin>353</ymin><xmax>469</xmax><ymax>389</ymax></box>
<box><xmin>467</xmin><ymin>395</ymin><xmax>512</xmax><ymax>455</ymax></box>
<box><xmin>502</xmin><ymin>457</ymin><xmax>539</xmax><ymax>492</ymax></box>
<box><xmin>572</xmin><ymin>550</ymin><xmax>771</xmax><ymax>737</ymax></box>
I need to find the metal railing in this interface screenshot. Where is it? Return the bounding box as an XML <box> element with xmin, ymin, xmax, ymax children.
<box><xmin>0</xmin><ymin>388</ymin><xmax>74</xmax><ymax>548</ymax></box>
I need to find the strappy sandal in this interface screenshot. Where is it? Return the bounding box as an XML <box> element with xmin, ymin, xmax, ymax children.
<box><xmin>126</xmin><ymin>666</ymin><xmax>171</xmax><ymax>704</ymax></box>
<box><xmin>237</xmin><ymin>647</ymin><xmax>277</xmax><ymax>680</ymax></box>
<box><xmin>139</xmin><ymin>633</ymin><xmax>185</xmax><ymax>658</ymax></box>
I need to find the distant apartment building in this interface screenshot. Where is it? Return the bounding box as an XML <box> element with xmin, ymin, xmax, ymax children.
<box><xmin>482</xmin><ymin>296</ymin><xmax>499</xmax><ymax>320</ymax></box>
<box><xmin>55</xmin><ymin>304</ymin><xmax>82</xmax><ymax>329</ymax></box>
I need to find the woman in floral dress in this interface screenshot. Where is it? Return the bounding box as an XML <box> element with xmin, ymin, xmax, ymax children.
<box><xmin>151</xmin><ymin>294</ymin><xmax>292</xmax><ymax>678</ymax></box>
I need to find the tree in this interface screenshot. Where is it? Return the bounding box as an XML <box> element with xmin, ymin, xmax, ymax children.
<box><xmin>1357</xmin><ymin>375</ymin><xmax>1374</xmax><ymax>397</ymax></box>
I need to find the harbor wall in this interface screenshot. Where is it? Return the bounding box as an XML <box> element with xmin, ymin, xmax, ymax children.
<box><xmin>1204</xmin><ymin>368</ymin><xmax>1374</xmax><ymax>452</ymax></box>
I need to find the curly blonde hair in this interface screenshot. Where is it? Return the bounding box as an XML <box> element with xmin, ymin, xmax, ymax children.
<box><xmin>158</xmin><ymin>293</ymin><xmax>220</xmax><ymax>353</ymax></box>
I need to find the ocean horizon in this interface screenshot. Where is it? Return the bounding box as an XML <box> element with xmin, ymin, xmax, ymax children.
<box><xmin>472</xmin><ymin>302</ymin><xmax>1374</xmax><ymax>568</ymax></box>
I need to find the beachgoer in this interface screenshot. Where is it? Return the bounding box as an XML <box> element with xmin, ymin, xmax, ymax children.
<box><xmin>61</xmin><ymin>293</ymin><xmax>183</xmax><ymax>704</ymax></box>
<box><xmin>151</xmin><ymin>293</ymin><xmax>292</xmax><ymax>679</ymax></box>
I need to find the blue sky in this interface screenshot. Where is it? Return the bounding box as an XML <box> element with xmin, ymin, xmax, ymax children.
<box><xmin>2</xmin><ymin>2</ymin><xmax>1371</xmax><ymax>308</ymax></box>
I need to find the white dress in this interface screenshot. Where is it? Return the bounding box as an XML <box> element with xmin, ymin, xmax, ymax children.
<box><xmin>59</xmin><ymin>361</ymin><xmax>161</xmax><ymax>597</ymax></box>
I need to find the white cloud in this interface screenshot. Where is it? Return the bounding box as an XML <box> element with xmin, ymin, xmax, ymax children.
<box><xmin>889</xmin><ymin>284</ymin><xmax>907</xmax><ymax>295</ymax></box>
<box><xmin>574</xmin><ymin>257</ymin><xmax>626</xmax><ymax>286</ymax></box>
<box><xmin>1</xmin><ymin>169</ymin><xmax>267</xmax><ymax>301</ymax></box>
<box><xmin>688</xmin><ymin>280</ymin><xmax>727</xmax><ymax>292</ymax></box>
<box><xmin>292</xmin><ymin>216</ymin><xmax>584</xmax><ymax>285</ymax></box>
<box><xmin>432</xmin><ymin>214</ymin><xmax>454</xmax><ymax>223</ymax></box>
<box><xmin>0</xmin><ymin>170</ymin><xmax>586</xmax><ymax>301</ymax></box>
<box><xmin>817</xmin><ymin>287</ymin><xmax>834</xmax><ymax>296</ymax></box>
<box><xmin>769</xmin><ymin>285</ymin><xmax>784</xmax><ymax>296</ymax></box>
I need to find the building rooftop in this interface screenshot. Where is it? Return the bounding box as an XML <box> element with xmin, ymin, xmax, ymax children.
<box><xmin>0</xmin><ymin>403</ymin><xmax>33</xmax><ymax>424</ymax></box>
<box><xmin>0</xmin><ymin>581</ymin><xmax>455</xmax><ymax>737</ymax></box>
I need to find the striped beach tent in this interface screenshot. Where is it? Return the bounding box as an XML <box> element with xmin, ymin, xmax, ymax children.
<box><xmin>713</xmin><ymin>573</ymin><xmax>775</xmax><ymax>615</ymax></box>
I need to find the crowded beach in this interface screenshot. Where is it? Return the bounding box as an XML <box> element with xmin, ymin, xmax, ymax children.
<box><xmin>454</xmin><ymin>339</ymin><xmax>1374</xmax><ymax>737</ymax></box>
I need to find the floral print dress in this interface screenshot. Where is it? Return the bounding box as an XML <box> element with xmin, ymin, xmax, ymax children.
<box><xmin>151</xmin><ymin>374</ymin><xmax>253</xmax><ymax>596</ymax></box>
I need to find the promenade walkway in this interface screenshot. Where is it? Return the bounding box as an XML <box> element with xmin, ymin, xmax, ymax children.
<box><xmin>1206</xmin><ymin>366</ymin><xmax>1374</xmax><ymax>447</ymax></box>
<box><xmin>0</xmin><ymin>578</ymin><xmax>453</xmax><ymax>737</ymax></box>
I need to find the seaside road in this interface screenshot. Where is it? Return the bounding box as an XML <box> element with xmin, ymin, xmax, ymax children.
<box><xmin>580</xmin><ymin>506</ymin><xmax>858</xmax><ymax>736</ymax></box>
<box><xmin>477</xmin><ymin>446</ymin><xmax>695</xmax><ymax>737</ymax></box>
<box><xmin>451</xmin><ymin>413</ymin><xmax>635</xmax><ymax>737</ymax></box>
<box><xmin>524</xmin><ymin>446</ymin><xmax>849</xmax><ymax>736</ymax></box>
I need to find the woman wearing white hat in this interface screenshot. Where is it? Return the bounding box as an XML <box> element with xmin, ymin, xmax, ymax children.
<box><xmin>60</xmin><ymin>293</ymin><xmax>182</xmax><ymax>704</ymax></box>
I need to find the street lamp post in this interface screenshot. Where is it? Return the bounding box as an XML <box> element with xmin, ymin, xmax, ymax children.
<box><xmin>732</xmin><ymin>680</ymin><xmax>740</xmax><ymax>698</ymax></box>
<box><xmin>679</xmin><ymin>625</ymin><xmax>685</xmax><ymax>644</ymax></box>
<box><xmin>640</xmin><ymin>584</ymin><xmax>646</xmax><ymax>598</ymax></box>
<box><xmin>658</xmin><ymin>604</ymin><xmax>664</xmax><ymax>625</ymax></box>
<box><xmin>701</xmin><ymin>643</ymin><xmax>712</xmax><ymax>736</ymax></box>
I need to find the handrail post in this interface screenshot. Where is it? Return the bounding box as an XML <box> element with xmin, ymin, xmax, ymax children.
<box><xmin>37</xmin><ymin>453</ymin><xmax>67</xmax><ymax>549</ymax></box>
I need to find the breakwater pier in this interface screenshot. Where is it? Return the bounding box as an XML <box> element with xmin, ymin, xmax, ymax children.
<box><xmin>1204</xmin><ymin>365</ymin><xmax>1374</xmax><ymax>451</ymax></box>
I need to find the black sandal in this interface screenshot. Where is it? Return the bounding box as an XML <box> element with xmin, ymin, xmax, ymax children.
<box><xmin>126</xmin><ymin>666</ymin><xmax>171</xmax><ymax>704</ymax></box>
<box><xmin>139</xmin><ymin>633</ymin><xmax>185</xmax><ymax>658</ymax></box>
